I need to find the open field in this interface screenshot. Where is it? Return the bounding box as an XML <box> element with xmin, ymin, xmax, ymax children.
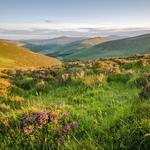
<box><xmin>0</xmin><ymin>55</ymin><xmax>150</xmax><ymax>149</ymax></box>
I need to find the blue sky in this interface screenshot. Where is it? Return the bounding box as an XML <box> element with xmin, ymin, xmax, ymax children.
<box><xmin>0</xmin><ymin>0</ymin><xmax>150</xmax><ymax>39</ymax></box>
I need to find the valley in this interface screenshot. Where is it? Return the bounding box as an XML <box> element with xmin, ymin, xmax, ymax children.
<box><xmin>20</xmin><ymin>34</ymin><xmax>150</xmax><ymax>61</ymax></box>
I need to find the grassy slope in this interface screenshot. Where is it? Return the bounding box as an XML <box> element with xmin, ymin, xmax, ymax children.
<box><xmin>22</xmin><ymin>37</ymin><xmax>86</xmax><ymax>54</ymax></box>
<box><xmin>0</xmin><ymin>40</ymin><xmax>61</xmax><ymax>68</ymax></box>
<box><xmin>81</xmin><ymin>37</ymin><xmax>110</xmax><ymax>48</ymax></box>
<box><xmin>64</xmin><ymin>33</ymin><xmax>150</xmax><ymax>60</ymax></box>
<box><xmin>23</xmin><ymin>37</ymin><xmax>110</xmax><ymax>60</ymax></box>
<box><xmin>0</xmin><ymin>55</ymin><xmax>150</xmax><ymax>149</ymax></box>
<box><xmin>24</xmin><ymin>43</ymin><xmax>60</xmax><ymax>52</ymax></box>
<box><xmin>45</xmin><ymin>37</ymin><xmax>110</xmax><ymax>59</ymax></box>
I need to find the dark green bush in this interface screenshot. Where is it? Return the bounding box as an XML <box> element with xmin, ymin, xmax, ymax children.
<box><xmin>135</xmin><ymin>74</ymin><xmax>150</xmax><ymax>87</ymax></box>
<box><xmin>18</xmin><ymin>77</ymin><xmax>35</xmax><ymax>90</ymax></box>
<box><xmin>107</xmin><ymin>73</ymin><xmax>131</xmax><ymax>83</ymax></box>
<box><xmin>140</xmin><ymin>83</ymin><xmax>150</xmax><ymax>99</ymax></box>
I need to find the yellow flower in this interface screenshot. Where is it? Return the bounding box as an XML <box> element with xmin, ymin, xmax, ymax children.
<box><xmin>0</xmin><ymin>103</ymin><xmax>10</xmax><ymax>112</ymax></box>
<box><xmin>0</xmin><ymin>78</ymin><xmax>11</xmax><ymax>97</ymax></box>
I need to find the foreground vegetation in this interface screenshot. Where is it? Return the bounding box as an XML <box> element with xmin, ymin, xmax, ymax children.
<box><xmin>0</xmin><ymin>55</ymin><xmax>150</xmax><ymax>149</ymax></box>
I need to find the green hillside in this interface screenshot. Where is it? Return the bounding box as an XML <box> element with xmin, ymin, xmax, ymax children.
<box><xmin>64</xmin><ymin>33</ymin><xmax>150</xmax><ymax>60</ymax></box>
<box><xmin>22</xmin><ymin>37</ymin><xmax>110</xmax><ymax>60</ymax></box>
<box><xmin>22</xmin><ymin>36</ymin><xmax>85</xmax><ymax>54</ymax></box>
<box><xmin>45</xmin><ymin>37</ymin><xmax>110</xmax><ymax>59</ymax></box>
<box><xmin>0</xmin><ymin>40</ymin><xmax>61</xmax><ymax>68</ymax></box>
<box><xmin>22</xmin><ymin>36</ymin><xmax>85</xmax><ymax>45</ymax></box>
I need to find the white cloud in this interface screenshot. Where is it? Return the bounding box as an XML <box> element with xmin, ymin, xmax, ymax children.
<box><xmin>0</xmin><ymin>21</ymin><xmax>150</xmax><ymax>39</ymax></box>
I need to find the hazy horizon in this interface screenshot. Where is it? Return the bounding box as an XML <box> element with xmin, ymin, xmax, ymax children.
<box><xmin>1</xmin><ymin>0</ymin><xmax>150</xmax><ymax>39</ymax></box>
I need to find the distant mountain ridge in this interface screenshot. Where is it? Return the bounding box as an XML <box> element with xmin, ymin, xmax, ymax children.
<box><xmin>20</xmin><ymin>36</ymin><xmax>86</xmax><ymax>53</ymax></box>
<box><xmin>22</xmin><ymin>36</ymin><xmax>86</xmax><ymax>45</ymax></box>
<box><xmin>19</xmin><ymin>34</ymin><xmax>150</xmax><ymax>61</ymax></box>
<box><xmin>108</xmin><ymin>35</ymin><xmax>128</xmax><ymax>40</ymax></box>
<box><xmin>44</xmin><ymin>36</ymin><xmax>111</xmax><ymax>60</ymax></box>
<box><xmin>16</xmin><ymin>35</ymin><xmax>127</xmax><ymax>56</ymax></box>
<box><xmin>3</xmin><ymin>33</ymin><xmax>150</xmax><ymax>62</ymax></box>
<box><xmin>63</xmin><ymin>33</ymin><xmax>150</xmax><ymax>60</ymax></box>
<box><xmin>81</xmin><ymin>37</ymin><xmax>110</xmax><ymax>48</ymax></box>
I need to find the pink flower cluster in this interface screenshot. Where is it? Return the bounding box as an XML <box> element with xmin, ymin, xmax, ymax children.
<box><xmin>21</xmin><ymin>110</ymin><xmax>50</xmax><ymax>135</ymax></box>
<box><xmin>56</xmin><ymin>121</ymin><xmax>78</xmax><ymax>143</ymax></box>
<box><xmin>21</xmin><ymin>110</ymin><xmax>78</xmax><ymax>143</ymax></box>
<box><xmin>62</xmin><ymin>121</ymin><xmax>78</xmax><ymax>132</ymax></box>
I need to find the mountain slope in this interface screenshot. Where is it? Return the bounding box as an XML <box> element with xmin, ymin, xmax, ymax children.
<box><xmin>108</xmin><ymin>35</ymin><xmax>128</xmax><ymax>40</ymax></box>
<box><xmin>22</xmin><ymin>36</ymin><xmax>86</xmax><ymax>54</ymax></box>
<box><xmin>45</xmin><ymin>37</ymin><xmax>110</xmax><ymax>59</ymax></box>
<box><xmin>80</xmin><ymin>37</ymin><xmax>110</xmax><ymax>48</ymax></box>
<box><xmin>0</xmin><ymin>40</ymin><xmax>61</xmax><ymax>68</ymax></box>
<box><xmin>63</xmin><ymin>33</ymin><xmax>150</xmax><ymax>60</ymax></box>
<box><xmin>22</xmin><ymin>36</ymin><xmax>85</xmax><ymax>46</ymax></box>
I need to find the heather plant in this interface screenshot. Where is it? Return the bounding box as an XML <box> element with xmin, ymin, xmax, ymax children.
<box><xmin>21</xmin><ymin>110</ymin><xmax>51</xmax><ymax>135</ymax></box>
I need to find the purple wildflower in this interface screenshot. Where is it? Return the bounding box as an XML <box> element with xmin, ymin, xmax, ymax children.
<box><xmin>35</xmin><ymin>111</ymin><xmax>50</xmax><ymax>125</ymax></box>
<box><xmin>70</xmin><ymin>121</ymin><xmax>78</xmax><ymax>129</ymax></box>
<box><xmin>21</xmin><ymin>110</ymin><xmax>50</xmax><ymax>135</ymax></box>
<box><xmin>62</xmin><ymin>124</ymin><xmax>71</xmax><ymax>133</ymax></box>
<box><xmin>57</xmin><ymin>136</ymin><xmax>65</xmax><ymax>143</ymax></box>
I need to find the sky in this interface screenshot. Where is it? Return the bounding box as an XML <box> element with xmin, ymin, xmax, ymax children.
<box><xmin>0</xmin><ymin>0</ymin><xmax>150</xmax><ymax>39</ymax></box>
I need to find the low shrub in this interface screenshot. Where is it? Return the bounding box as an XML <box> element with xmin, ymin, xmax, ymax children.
<box><xmin>35</xmin><ymin>80</ymin><xmax>49</xmax><ymax>93</ymax></box>
<box><xmin>107</xmin><ymin>73</ymin><xmax>131</xmax><ymax>83</ymax></box>
<box><xmin>19</xmin><ymin>77</ymin><xmax>35</xmax><ymax>90</ymax></box>
<box><xmin>1</xmin><ymin>96</ymin><xmax>24</xmax><ymax>109</ymax></box>
<box><xmin>135</xmin><ymin>73</ymin><xmax>150</xmax><ymax>87</ymax></box>
<box><xmin>0</xmin><ymin>103</ymin><xmax>10</xmax><ymax>112</ymax></box>
<box><xmin>140</xmin><ymin>83</ymin><xmax>150</xmax><ymax>99</ymax></box>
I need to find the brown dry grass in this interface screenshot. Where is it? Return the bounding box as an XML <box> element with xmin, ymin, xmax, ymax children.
<box><xmin>0</xmin><ymin>40</ymin><xmax>61</xmax><ymax>68</ymax></box>
<box><xmin>81</xmin><ymin>37</ymin><xmax>110</xmax><ymax>48</ymax></box>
